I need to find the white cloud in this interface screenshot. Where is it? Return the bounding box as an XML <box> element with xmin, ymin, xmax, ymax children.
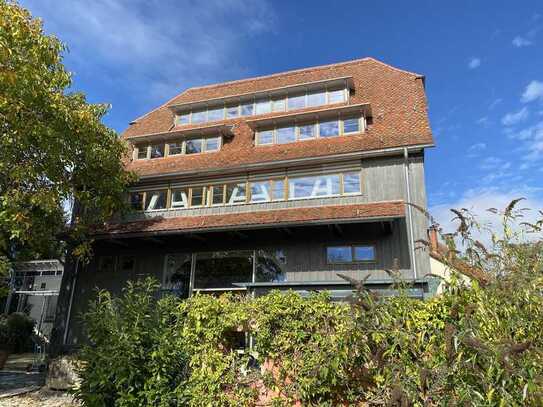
<box><xmin>507</xmin><ymin>120</ymin><xmax>543</xmax><ymax>162</ymax></box>
<box><xmin>20</xmin><ymin>0</ymin><xmax>276</xmax><ymax>111</ymax></box>
<box><xmin>467</xmin><ymin>142</ymin><xmax>486</xmax><ymax>157</ymax></box>
<box><xmin>512</xmin><ymin>36</ymin><xmax>533</xmax><ymax>47</ymax></box>
<box><xmin>501</xmin><ymin>107</ymin><xmax>530</xmax><ymax>126</ymax></box>
<box><xmin>468</xmin><ymin>57</ymin><xmax>481</xmax><ymax>69</ymax></box>
<box><xmin>476</xmin><ymin>116</ymin><xmax>490</xmax><ymax>126</ymax></box>
<box><xmin>521</xmin><ymin>80</ymin><xmax>543</xmax><ymax>103</ymax></box>
<box><xmin>479</xmin><ymin>156</ymin><xmax>511</xmax><ymax>171</ymax></box>
<box><xmin>488</xmin><ymin>98</ymin><xmax>502</xmax><ymax>110</ymax></box>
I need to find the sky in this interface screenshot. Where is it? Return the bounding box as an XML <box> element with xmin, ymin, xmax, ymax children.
<box><xmin>20</xmin><ymin>0</ymin><xmax>543</xmax><ymax>234</ymax></box>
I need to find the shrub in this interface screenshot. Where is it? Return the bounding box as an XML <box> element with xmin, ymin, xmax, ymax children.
<box><xmin>0</xmin><ymin>312</ymin><xmax>35</xmax><ymax>352</ymax></box>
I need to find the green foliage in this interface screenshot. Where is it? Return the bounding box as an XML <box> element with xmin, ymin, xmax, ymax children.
<box><xmin>0</xmin><ymin>1</ymin><xmax>134</xmax><ymax>266</ymax></box>
<box><xmin>0</xmin><ymin>312</ymin><xmax>35</xmax><ymax>352</ymax></box>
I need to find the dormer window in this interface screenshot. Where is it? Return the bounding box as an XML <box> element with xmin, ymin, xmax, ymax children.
<box><xmin>135</xmin><ymin>134</ymin><xmax>223</xmax><ymax>160</ymax></box>
<box><xmin>150</xmin><ymin>144</ymin><xmax>165</xmax><ymax>158</ymax></box>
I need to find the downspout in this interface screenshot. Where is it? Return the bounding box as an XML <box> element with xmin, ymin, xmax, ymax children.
<box><xmin>63</xmin><ymin>259</ymin><xmax>79</xmax><ymax>346</ymax></box>
<box><xmin>403</xmin><ymin>148</ymin><xmax>418</xmax><ymax>279</ymax></box>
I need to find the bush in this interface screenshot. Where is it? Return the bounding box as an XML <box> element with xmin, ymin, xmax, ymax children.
<box><xmin>76</xmin><ymin>201</ymin><xmax>543</xmax><ymax>406</ymax></box>
<box><xmin>0</xmin><ymin>312</ymin><xmax>35</xmax><ymax>352</ymax></box>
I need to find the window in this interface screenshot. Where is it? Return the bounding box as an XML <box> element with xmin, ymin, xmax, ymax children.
<box><xmin>319</xmin><ymin>120</ymin><xmax>339</xmax><ymax>137</ymax></box>
<box><xmin>343</xmin><ymin>171</ymin><xmax>361</xmax><ymax>194</ymax></box>
<box><xmin>288</xmin><ymin>174</ymin><xmax>340</xmax><ymax>199</ymax></box>
<box><xmin>145</xmin><ymin>190</ymin><xmax>167</xmax><ymax>210</ymax></box>
<box><xmin>326</xmin><ymin>246</ymin><xmax>352</xmax><ymax>263</ymax></box>
<box><xmin>327</xmin><ymin>245</ymin><xmax>376</xmax><ymax>263</ymax></box>
<box><xmin>185</xmin><ymin>139</ymin><xmax>203</xmax><ymax>154</ymax></box>
<box><xmin>256</xmin><ymin>130</ymin><xmax>274</xmax><ymax>145</ymax></box>
<box><xmin>194</xmin><ymin>251</ymin><xmax>253</xmax><ymax>289</ymax></box>
<box><xmin>276</xmin><ymin>126</ymin><xmax>296</xmax><ymax>144</ymax></box>
<box><xmin>272</xmin><ymin>97</ymin><xmax>286</xmax><ymax>112</ymax></box>
<box><xmin>343</xmin><ymin>117</ymin><xmax>360</xmax><ymax>134</ymax></box>
<box><xmin>168</xmin><ymin>142</ymin><xmax>183</xmax><ymax>156</ymax></box>
<box><xmin>205</xmin><ymin>137</ymin><xmax>220</xmax><ymax>152</ymax></box>
<box><xmin>150</xmin><ymin>144</ymin><xmax>165</xmax><ymax>159</ymax></box>
<box><xmin>120</xmin><ymin>256</ymin><xmax>136</xmax><ymax>273</ymax></box>
<box><xmin>287</xmin><ymin>93</ymin><xmax>305</xmax><ymax>110</ymax></box>
<box><xmin>171</xmin><ymin>188</ymin><xmax>189</xmax><ymax>208</ymax></box>
<box><xmin>298</xmin><ymin>123</ymin><xmax>316</xmax><ymax>140</ymax></box>
<box><xmin>191</xmin><ymin>110</ymin><xmax>206</xmax><ymax>124</ymax></box>
<box><xmin>190</xmin><ymin>187</ymin><xmax>206</xmax><ymax>207</ymax></box>
<box><xmin>211</xmin><ymin>185</ymin><xmax>225</xmax><ymax>205</ymax></box>
<box><xmin>207</xmin><ymin>107</ymin><xmax>224</xmax><ymax>122</ymax></box>
<box><xmin>137</xmin><ymin>146</ymin><xmax>148</xmax><ymax>160</ymax></box>
<box><xmin>307</xmin><ymin>90</ymin><xmax>326</xmax><ymax>107</ymax></box>
<box><xmin>272</xmin><ymin>179</ymin><xmax>285</xmax><ymax>200</ymax></box>
<box><xmin>255</xmin><ymin>98</ymin><xmax>271</xmax><ymax>115</ymax></box>
<box><xmin>255</xmin><ymin>249</ymin><xmax>286</xmax><ymax>283</ymax></box>
<box><xmin>328</xmin><ymin>88</ymin><xmax>345</xmax><ymax>104</ymax></box>
<box><xmin>226</xmin><ymin>104</ymin><xmax>239</xmax><ymax>118</ymax></box>
<box><xmin>177</xmin><ymin>113</ymin><xmax>190</xmax><ymax>125</ymax></box>
<box><xmin>98</xmin><ymin>256</ymin><xmax>116</xmax><ymax>273</ymax></box>
<box><xmin>250</xmin><ymin>181</ymin><xmax>271</xmax><ymax>202</ymax></box>
<box><xmin>129</xmin><ymin>192</ymin><xmax>144</xmax><ymax>211</ymax></box>
<box><xmin>226</xmin><ymin>182</ymin><xmax>247</xmax><ymax>204</ymax></box>
<box><xmin>240</xmin><ymin>102</ymin><xmax>254</xmax><ymax>116</ymax></box>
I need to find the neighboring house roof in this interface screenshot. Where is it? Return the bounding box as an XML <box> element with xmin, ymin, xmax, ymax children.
<box><xmin>98</xmin><ymin>200</ymin><xmax>405</xmax><ymax>238</ymax></box>
<box><xmin>122</xmin><ymin>57</ymin><xmax>433</xmax><ymax>178</ymax></box>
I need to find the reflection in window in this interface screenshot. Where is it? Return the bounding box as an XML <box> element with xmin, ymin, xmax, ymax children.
<box><xmin>240</xmin><ymin>102</ymin><xmax>254</xmax><ymax>116</ymax></box>
<box><xmin>327</xmin><ymin>246</ymin><xmax>352</xmax><ymax>263</ymax></box>
<box><xmin>288</xmin><ymin>93</ymin><xmax>305</xmax><ymax>110</ymax></box>
<box><xmin>272</xmin><ymin>97</ymin><xmax>286</xmax><ymax>112</ymax></box>
<box><xmin>146</xmin><ymin>190</ymin><xmax>167</xmax><ymax>210</ymax></box>
<box><xmin>276</xmin><ymin>126</ymin><xmax>296</xmax><ymax>144</ymax></box>
<box><xmin>289</xmin><ymin>174</ymin><xmax>340</xmax><ymax>199</ymax></box>
<box><xmin>186</xmin><ymin>139</ymin><xmax>203</xmax><ymax>154</ymax></box>
<box><xmin>226</xmin><ymin>183</ymin><xmax>247</xmax><ymax>204</ymax></box>
<box><xmin>205</xmin><ymin>137</ymin><xmax>220</xmax><ymax>152</ymax></box>
<box><xmin>168</xmin><ymin>142</ymin><xmax>183</xmax><ymax>155</ymax></box>
<box><xmin>343</xmin><ymin>172</ymin><xmax>361</xmax><ymax>194</ymax></box>
<box><xmin>272</xmin><ymin>179</ymin><xmax>285</xmax><ymax>200</ymax></box>
<box><xmin>177</xmin><ymin>113</ymin><xmax>190</xmax><ymax>125</ymax></box>
<box><xmin>307</xmin><ymin>90</ymin><xmax>326</xmax><ymax>107</ymax></box>
<box><xmin>190</xmin><ymin>187</ymin><xmax>206</xmax><ymax>207</ymax></box>
<box><xmin>354</xmin><ymin>246</ymin><xmax>375</xmax><ymax>262</ymax></box>
<box><xmin>194</xmin><ymin>251</ymin><xmax>253</xmax><ymax>289</ymax></box>
<box><xmin>137</xmin><ymin>147</ymin><xmax>148</xmax><ymax>159</ymax></box>
<box><xmin>192</xmin><ymin>110</ymin><xmax>206</xmax><ymax>123</ymax></box>
<box><xmin>212</xmin><ymin>185</ymin><xmax>225</xmax><ymax>205</ymax></box>
<box><xmin>150</xmin><ymin>144</ymin><xmax>165</xmax><ymax>159</ymax></box>
<box><xmin>328</xmin><ymin>88</ymin><xmax>345</xmax><ymax>104</ymax></box>
<box><xmin>343</xmin><ymin>117</ymin><xmax>360</xmax><ymax>133</ymax></box>
<box><xmin>298</xmin><ymin>123</ymin><xmax>316</xmax><ymax>140</ymax></box>
<box><xmin>255</xmin><ymin>98</ymin><xmax>271</xmax><ymax>115</ymax></box>
<box><xmin>250</xmin><ymin>181</ymin><xmax>271</xmax><ymax>202</ymax></box>
<box><xmin>207</xmin><ymin>107</ymin><xmax>224</xmax><ymax>122</ymax></box>
<box><xmin>226</xmin><ymin>105</ymin><xmax>239</xmax><ymax>118</ymax></box>
<box><xmin>257</xmin><ymin>130</ymin><xmax>274</xmax><ymax>145</ymax></box>
<box><xmin>164</xmin><ymin>254</ymin><xmax>192</xmax><ymax>298</ymax></box>
<box><xmin>171</xmin><ymin>188</ymin><xmax>189</xmax><ymax>208</ymax></box>
<box><xmin>129</xmin><ymin>192</ymin><xmax>144</xmax><ymax>211</ymax></box>
<box><xmin>319</xmin><ymin>120</ymin><xmax>339</xmax><ymax>137</ymax></box>
<box><xmin>256</xmin><ymin>249</ymin><xmax>286</xmax><ymax>282</ymax></box>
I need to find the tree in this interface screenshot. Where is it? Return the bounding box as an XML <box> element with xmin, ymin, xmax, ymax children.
<box><xmin>0</xmin><ymin>0</ymin><xmax>134</xmax><ymax>283</ymax></box>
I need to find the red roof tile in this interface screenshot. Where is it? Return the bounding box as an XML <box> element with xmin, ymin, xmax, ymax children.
<box><xmin>99</xmin><ymin>201</ymin><xmax>405</xmax><ymax>238</ymax></box>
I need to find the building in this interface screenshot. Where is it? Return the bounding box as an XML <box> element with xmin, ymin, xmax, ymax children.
<box><xmin>53</xmin><ymin>57</ymin><xmax>434</xmax><ymax>348</ymax></box>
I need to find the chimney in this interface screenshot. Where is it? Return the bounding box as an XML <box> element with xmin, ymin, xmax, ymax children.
<box><xmin>427</xmin><ymin>226</ymin><xmax>439</xmax><ymax>253</ymax></box>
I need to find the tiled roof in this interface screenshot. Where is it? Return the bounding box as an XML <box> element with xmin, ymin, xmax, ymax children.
<box><xmin>122</xmin><ymin>57</ymin><xmax>433</xmax><ymax>178</ymax></box>
<box><xmin>98</xmin><ymin>201</ymin><xmax>405</xmax><ymax>238</ymax></box>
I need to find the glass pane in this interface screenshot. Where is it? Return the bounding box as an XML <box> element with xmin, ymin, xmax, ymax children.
<box><xmin>192</xmin><ymin>110</ymin><xmax>206</xmax><ymax>123</ymax></box>
<box><xmin>287</xmin><ymin>93</ymin><xmax>306</xmax><ymax>110</ymax></box>
<box><xmin>307</xmin><ymin>90</ymin><xmax>326</xmax><ymax>107</ymax></box>
<box><xmin>272</xmin><ymin>97</ymin><xmax>286</xmax><ymax>112</ymax></box>
<box><xmin>163</xmin><ymin>254</ymin><xmax>192</xmax><ymax>298</ymax></box>
<box><xmin>129</xmin><ymin>192</ymin><xmax>144</xmax><ymax>211</ymax></box>
<box><xmin>145</xmin><ymin>190</ymin><xmax>167</xmax><ymax>210</ymax></box>
<box><xmin>319</xmin><ymin>120</ymin><xmax>339</xmax><ymax>137</ymax></box>
<box><xmin>150</xmin><ymin>144</ymin><xmax>165</xmax><ymax>159</ymax></box>
<box><xmin>250</xmin><ymin>181</ymin><xmax>271</xmax><ymax>202</ymax></box>
<box><xmin>168</xmin><ymin>142</ymin><xmax>183</xmax><ymax>155</ymax></box>
<box><xmin>343</xmin><ymin>117</ymin><xmax>360</xmax><ymax>133</ymax></box>
<box><xmin>298</xmin><ymin>124</ymin><xmax>316</xmax><ymax>140</ymax></box>
<box><xmin>257</xmin><ymin>130</ymin><xmax>274</xmax><ymax>145</ymax></box>
<box><xmin>226</xmin><ymin>182</ymin><xmax>247</xmax><ymax>204</ymax></box>
<box><xmin>212</xmin><ymin>185</ymin><xmax>225</xmax><ymax>205</ymax></box>
<box><xmin>171</xmin><ymin>189</ymin><xmax>189</xmax><ymax>208</ymax></box>
<box><xmin>255</xmin><ymin>98</ymin><xmax>271</xmax><ymax>115</ymax></box>
<box><xmin>207</xmin><ymin>107</ymin><xmax>224</xmax><ymax>122</ymax></box>
<box><xmin>205</xmin><ymin>137</ymin><xmax>220</xmax><ymax>152</ymax></box>
<box><xmin>190</xmin><ymin>187</ymin><xmax>205</xmax><ymax>207</ymax></box>
<box><xmin>240</xmin><ymin>102</ymin><xmax>254</xmax><ymax>116</ymax></box>
<box><xmin>137</xmin><ymin>147</ymin><xmax>148</xmax><ymax>159</ymax></box>
<box><xmin>272</xmin><ymin>180</ymin><xmax>285</xmax><ymax>200</ymax></box>
<box><xmin>98</xmin><ymin>256</ymin><xmax>116</xmax><ymax>273</ymax></box>
<box><xmin>255</xmin><ymin>249</ymin><xmax>286</xmax><ymax>282</ymax></box>
<box><xmin>327</xmin><ymin>246</ymin><xmax>352</xmax><ymax>263</ymax></box>
<box><xmin>185</xmin><ymin>139</ymin><xmax>203</xmax><ymax>154</ymax></box>
<box><xmin>177</xmin><ymin>113</ymin><xmax>190</xmax><ymax>125</ymax></box>
<box><xmin>289</xmin><ymin>174</ymin><xmax>340</xmax><ymax>199</ymax></box>
<box><xmin>343</xmin><ymin>172</ymin><xmax>361</xmax><ymax>194</ymax></box>
<box><xmin>226</xmin><ymin>105</ymin><xmax>239</xmax><ymax>118</ymax></box>
<box><xmin>354</xmin><ymin>246</ymin><xmax>375</xmax><ymax>262</ymax></box>
<box><xmin>120</xmin><ymin>256</ymin><xmax>135</xmax><ymax>272</ymax></box>
<box><xmin>276</xmin><ymin>126</ymin><xmax>296</xmax><ymax>144</ymax></box>
<box><xmin>194</xmin><ymin>251</ymin><xmax>253</xmax><ymax>289</ymax></box>
<box><xmin>328</xmin><ymin>88</ymin><xmax>346</xmax><ymax>104</ymax></box>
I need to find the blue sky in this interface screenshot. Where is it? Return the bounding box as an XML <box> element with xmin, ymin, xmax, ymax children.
<box><xmin>21</xmin><ymin>0</ymin><xmax>543</xmax><ymax>231</ymax></box>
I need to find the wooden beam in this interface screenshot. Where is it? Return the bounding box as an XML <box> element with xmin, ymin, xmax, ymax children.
<box><xmin>108</xmin><ymin>239</ymin><xmax>129</xmax><ymax>247</ymax></box>
<box><xmin>187</xmin><ymin>233</ymin><xmax>206</xmax><ymax>242</ymax></box>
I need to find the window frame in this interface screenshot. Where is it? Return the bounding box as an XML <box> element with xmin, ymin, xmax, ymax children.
<box><xmin>145</xmin><ymin>190</ymin><xmax>168</xmax><ymax>211</ymax></box>
<box><xmin>325</xmin><ymin>243</ymin><xmax>377</xmax><ymax>265</ymax></box>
